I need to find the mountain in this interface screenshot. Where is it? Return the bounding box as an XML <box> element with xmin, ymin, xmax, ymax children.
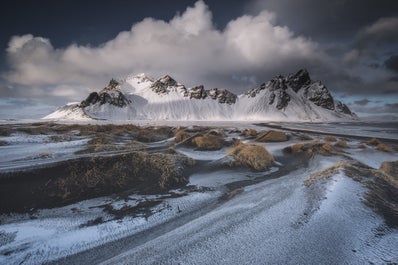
<box><xmin>44</xmin><ymin>69</ymin><xmax>357</xmax><ymax>121</ymax></box>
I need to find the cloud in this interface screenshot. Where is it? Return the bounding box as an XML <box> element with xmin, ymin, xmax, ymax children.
<box><xmin>2</xmin><ymin>0</ymin><xmax>320</xmax><ymax>100</ymax></box>
<box><xmin>358</xmin><ymin>16</ymin><xmax>398</xmax><ymax>43</ymax></box>
<box><xmin>384</xmin><ymin>55</ymin><xmax>398</xmax><ymax>73</ymax></box>
<box><xmin>0</xmin><ymin>97</ymin><xmax>57</xmax><ymax>119</ymax></box>
<box><xmin>353</xmin><ymin>99</ymin><xmax>370</xmax><ymax>106</ymax></box>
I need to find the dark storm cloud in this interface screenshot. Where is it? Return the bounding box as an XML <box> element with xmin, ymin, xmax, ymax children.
<box><xmin>384</xmin><ymin>55</ymin><xmax>398</xmax><ymax>73</ymax></box>
<box><xmin>0</xmin><ymin>0</ymin><xmax>397</xmax><ymax>119</ymax></box>
<box><xmin>350</xmin><ymin>102</ymin><xmax>398</xmax><ymax>115</ymax></box>
<box><xmin>247</xmin><ymin>0</ymin><xmax>398</xmax><ymax>41</ymax></box>
<box><xmin>388</xmin><ymin>76</ymin><xmax>398</xmax><ymax>82</ymax></box>
<box><xmin>2</xmin><ymin>1</ymin><xmax>321</xmax><ymax>98</ymax></box>
<box><xmin>354</xmin><ymin>99</ymin><xmax>370</xmax><ymax>106</ymax></box>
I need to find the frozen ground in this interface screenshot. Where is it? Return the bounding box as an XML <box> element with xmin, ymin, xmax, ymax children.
<box><xmin>0</xmin><ymin>121</ymin><xmax>397</xmax><ymax>264</ymax></box>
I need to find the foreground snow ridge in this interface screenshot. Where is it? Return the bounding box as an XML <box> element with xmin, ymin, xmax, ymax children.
<box><xmin>44</xmin><ymin>69</ymin><xmax>357</xmax><ymax>121</ymax></box>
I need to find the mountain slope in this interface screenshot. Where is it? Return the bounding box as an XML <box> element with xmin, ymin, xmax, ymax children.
<box><xmin>44</xmin><ymin>69</ymin><xmax>357</xmax><ymax>121</ymax></box>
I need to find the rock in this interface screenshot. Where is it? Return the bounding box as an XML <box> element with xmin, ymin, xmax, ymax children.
<box><xmin>189</xmin><ymin>85</ymin><xmax>207</xmax><ymax>99</ymax></box>
<box><xmin>80</xmin><ymin>79</ymin><xmax>130</xmax><ymax>108</ymax></box>
<box><xmin>216</xmin><ymin>89</ymin><xmax>237</xmax><ymax>104</ymax></box>
<box><xmin>286</xmin><ymin>69</ymin><xmax>311</xmax><ymax>92</ymax></box>
<box><xmin>335</xmin><ymin>101</ymin><xmax>353</xmax><ymax>115</ymax></box>
<box><xmin>256</xmin><ymin>130</ymin><xmax>289</xmax><ymax>142</ymax></box>
<box><xmin>275</xmin><ymin>90</ymin><xmax>291</xmax><ymax>110</ymax></box>
<box><xmin>150</xmin><ymin>75</ymin><xmax>187</xmax><ymax>95</ymax></box>
<box><xmin>227</xmin><ymin>143</ymin><xmax>274</xmax><ymax>171</ymax></box>
<box><xmin>303</xmin><ymin>82</ymin><xmax>335</xmax><ymax>110</ymax></box>
<box><xmin>80</xmin><ymin>92</ymin><xmax>99</xmax><ymax>107</ymax></box>
<box><xmin>268</xmin><ymin>75</ymin><xmax>287</xmax><ymax>91</ymax></box>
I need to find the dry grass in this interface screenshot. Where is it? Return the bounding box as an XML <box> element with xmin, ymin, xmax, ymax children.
<box><xmin>379</xmin><ymin>161</ymin><xmax>398</xmax><ymax>188</ymax></box>
<box><xmin>175</xmin><ymin>129</ymin><xmax>191</xmax><ymax>143</ymax></box>
<box><xmin>227</xmin><ymin>143</ymin><xmax>274</xmax><ymax>171</ymax></box>
<box><xmin>224</xmin><ymin>188</ymin><xmax>243</xmax><ymax>200</ymax></box>
<box><xmin>7</xmin><ymin>123</ymin><xmax>175</xmax><ymax>143</ymax></box>
<box><xmin>256</xmin><ymin>130</ymin><xmax>288</xmax><ymax>142</ymax></box>
<box><xmin>191</xmin><ymin>134</ymin><xmax>224</xmax><ymax>150</ymax></box>
<box><xmin>376</xmin><ymin>143</ymin><xmax>391</xmax><ymax>152</ymax></box>
<box><xmin>305</xmin><ymin>162</ymin><xmax>346</xmax><ymax>186</ymax></box>
<box><xmin>35</xmin><ymin>152</ymin><xmax>53</xmax><ymax>159</ymax></box>
<box><xmin>324</xmin><ymin>136</ymin><xmax>337</xmax><ymax>142</ymax></box>
<box><xmin>334</xmin><ymin>141</ymin><xmax>348</xmax><ymax>148</ymax></box>
<box><xmin>358</xmin><ymin>143</ymin><xmax>367</xmax><ymax>149</ymax></box>
<box><xmin>305</xmin><ymin>160</ymin><xmax>398</xmax><ymax>227</ymax></box>
<box><xmin>289</xmin><ymin>143</ymin><xmax>306</xmax><ymax>153</ymax></box>
<box><xmin>243</xmin><ymin>129</ymin><xmax>257</xmax><ymax>137</ymax></box>
<box><xmin>54</xmin><ymin>151</ymin><xmax>195</xmax><ymax>201</ymax></box>
<box><xmin>283</xmin><ymin>141</ymin><xmax>339</xmax><ymax>156</ymax></box>
<box><xmin>368</xmin><ymin>138</ymin><xmax>382</xmax><ymax>146</ymax></box>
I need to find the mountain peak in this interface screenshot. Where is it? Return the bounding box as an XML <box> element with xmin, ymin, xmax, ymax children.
<box><xmin>158</xmin><ymin>75</ymin><xmax>179</xmax><ymax>86</ymax></box>
<box><xmin>287</xmin><ymin>69</ymin><xmax>312</xmax><ymax>92</ymax></box>
<box><xmin>151</xmin><ymin>75</ymin><xmax>186</xmax><ymax>95</ymax></box>
<box><xmin>101</xmin><ymin>79</ymin><xmax>120</xmax><ymax>92</ymax></box>
<box><xmin>45</xmin><ymin>69</ymin><xmax>357</xmax><ymax>121</ymax></box>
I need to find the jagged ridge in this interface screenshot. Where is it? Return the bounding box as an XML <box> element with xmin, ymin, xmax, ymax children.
<box><xmin>44</xmin><ymin>69</ymin><xmax>356</xmax><ymax>121</ymax></box>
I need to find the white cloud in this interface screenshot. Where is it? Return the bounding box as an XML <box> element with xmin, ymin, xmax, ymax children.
<box><xmin>360</xmin><ymin>16</ymin><xmax>398</xmax><ymax>40</ymax></box>
<box><xmin>2</xmin><ymin>0</ymin><xmax>320</xmax><ymax>100</ymax></box>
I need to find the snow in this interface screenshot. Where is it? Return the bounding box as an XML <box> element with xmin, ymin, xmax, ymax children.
<box><xmin>102</xmin><ymin>156</ymin><xmax>397</xmax><ymax>265</ymax></box>
<box><xmin>0</xmin><ymin>133</ymin><xmax>89</xmax><ymax>171</ymax></box>
<box><xmin>0</xmin><ymin>191</ymin><xmax>221</xmax><ymax>264</ymax></box>
<box><xmin>43</xmin><ymin>73</ymin><xmax>356</xmax><ymax>122</ymax></box>
<box><xmin>1</xmin><ymin>121</ymin><xmax>396</xmax><ymax>264</ymax></box>
<box><xmin>176</xmin><ymin>147</ymin><xmax>228</xmax><ymax>161</ymax></box>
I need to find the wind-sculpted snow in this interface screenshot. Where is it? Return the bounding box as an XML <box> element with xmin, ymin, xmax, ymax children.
<box><xmin>0</xmin><ymin>122</ymin><xmax>397</xmax><ymax>264</ymax></box>
<box><xmin>44</xmin><ymin>69</ymin><xmax>357</xmax><ymax>121</ymax></box>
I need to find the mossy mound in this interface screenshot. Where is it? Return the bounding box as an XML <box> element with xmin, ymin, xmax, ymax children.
<box><xmin>227</xmin><ymin>143</ymin><xmax>274</xmax><ymax>171</ymax></box>
<box><xmin>256</xmin><ymin>130</ymin><xmax>288</xmax><ymax>142</ymax></box>
<box><xmin>334</xmin><ymin>141</ymin><xmax>348</xmax><ymax>148</ymax></box>
<box><xmin>191</xmin><ymin>134</ymin><xmax>224</xmax><ymax>150</ymax></box>
<box><xmin>0</xmin><ymin>152</ymin><xmax>195</xmax><ymax>213</ymax></box>
<box><xmin>175</xmin><ymin>129</ymin><xmax>191</xmax><ymax>143</ymax></box>
<box><xmin>368</xmin><ymin>138</ymin><xmax>382</xmax><ymax>146</ymax></box>
<box><xmin>324</xmin><ymin>136</ymin><xmax>337</xmax><ymax>142</ymax></box>
<box><xmin>283</xmin><ymin>141</ymin><xmax>339</xmax><ymax>156</ymax></box>
<box><xmin>376</xmin><ymin>143</ymin><xmax>391</xmax><ymax>152</ymax></box>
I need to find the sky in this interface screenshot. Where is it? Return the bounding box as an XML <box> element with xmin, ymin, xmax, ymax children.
<box><xmin>0</xmin><ymin>0</ymin><xmax>397</xmax><ymax>119</ymax></box>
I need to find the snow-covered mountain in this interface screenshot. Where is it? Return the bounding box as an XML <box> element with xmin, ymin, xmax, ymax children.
<box><xmin>44</xmin><ymin>69</ymin><xmax>357</xmax><ymax>121</ymax></box>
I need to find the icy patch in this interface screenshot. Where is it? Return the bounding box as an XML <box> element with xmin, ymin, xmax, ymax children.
<box><xmin>176</xmin><ymin>147</ymin><xmax>228</xmax><ymax>161</ymax></box>
<box><xmin>347</xmin><ymin>147</ymin><xmax>397</xmax><ymax>169</ymax></box>
<box><xmin>0</xmin><ymin>190</ymin><xmax>220</xmax><ymax>264</ymax></box>
<box><xmin>103</xmin><ymin>157</ymin><xmax>398</xmax><ymax>265</ymax></box>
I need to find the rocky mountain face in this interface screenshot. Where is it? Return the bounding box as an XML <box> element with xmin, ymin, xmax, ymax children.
<box><xmin>188</xmin><ymin>86</ymin><xmax>237</xmax><ymax>104</ymax></box>
<box><xmin>80</xmin><ymin>79</ymin><xmax>131</xmax><ymax>108</ymax></box>
<box><xmin>150</xmin><ymin>75</ymin><xmax>188</xmax><ymax>95</ymax></box>
<box><xmin>45</xmin><ymin>69</ymin><xmax>356</xmax><ymax>121</ymax></box>
<box><xmin>245</xmin><ymin>69</ymin><xmax>340</xmax><ymax>111</ymax></box>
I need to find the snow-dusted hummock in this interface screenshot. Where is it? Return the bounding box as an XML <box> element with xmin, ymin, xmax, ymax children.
<box><xmin>43</xmin><ymin>69</ymin><xmax>357</xmax><ymax>122</ymax></box>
